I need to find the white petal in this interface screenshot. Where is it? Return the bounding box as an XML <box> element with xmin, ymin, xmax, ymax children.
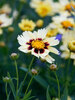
<box><xmin>37</xmin><ymin>29</ymin><xmax>47</xmax><ymax>39</ymax></box>
<box><xmin>44</xmin><ymin>37</ymin><xmax>59</xmax><ymax>46</ymax></box>
<box><xmin>49</xmin><ymin>47</ymin><xmax>59</xmax><ymax>55</ymax></box>
<box><xmin>45</xmin><ymin>55</ymin><xmax>55</xmax><ymax>64</ymax></box>
<box><xmin>18</xmin><ymin>45</ymin><xmax>29</xmax><ymax>53</ymax></box>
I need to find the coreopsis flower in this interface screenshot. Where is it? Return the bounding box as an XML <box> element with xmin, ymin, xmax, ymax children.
<box><xmin>18</xmin><ymin>19</ymin><xmax>36</xmax><ymax>31</ymax></box>
<box><xmin>54</xmin><ymin>0</ymin><xmax>75</xmax><ymax>14</ymax></box>
<box><xmin>49</xmin><ymin>14</ymin><xmax>75</xmax><ymax>34</ymax></box>
<box><xmin>30</xmin><ymin>0</ymin><xmax>60</xmax><ymax>17</ymax></box>
<box><xmin>0</xmin><ymin>14</ymin><xmax>13</xmax><ymax>28</ymax></box>
<box><xmin>46</xmin><ymin>24</ymin><xmax>58</xmax><ymax>37</ymax></box>
<box><xmin>17</xmin><ymin>29</ymin><xmax>59</xmax><ymax>64</ymax></box>
<box><xmin>60</xmin><ymin>31</ymin><xmax>75</xmax><ymax>65</ymax></box>
<box><xmin>0</xmin><ymin>4</ymin><xmax>11</xmax><ymax>15</ymax></box>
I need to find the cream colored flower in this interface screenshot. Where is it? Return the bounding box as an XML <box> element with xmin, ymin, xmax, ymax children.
<box><xmin>48</xmin><ymin>13</ymin><xmax>74</xmax><ymax>34</ymax></box>
<box><xmin>0</xmin><ymin>14</ymin><xmax>13</xmax><ymax>28</ymax></box>
<box><xmin>30</xmin><ymin>0</ymin><xmax>60</xmax><ymax>17</ymax></box>
<box><xmin>60</xmin><ymin>31</ymin><xmax>75</xmax><ymax>64</ymax></box>
<box><xmin>54</xmin><ymin>0</ymin><xmax>75</xmax><ymax>14</ymax></box>
<box><xmin>17</xmin><ymin>29</ymin><xmax>59</xmax><ymax>64</ymax></box>
<box><xmin>0</xmin><ymin>4</ymin><xmax>11</xmax><ymax>14</ymax></box>
<box><xmin>18</xmin><ymin>19</ymin><xmax>36</xmax><ymax>31</ymax></box>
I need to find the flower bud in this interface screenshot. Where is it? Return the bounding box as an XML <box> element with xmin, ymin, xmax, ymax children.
<box><xmin>50</xmin><ymin>64</ymin><xmax>57</xmax><ymax>71</ymax></box>
<box><xmin>0</xmin><ymin>41</ymin><xmax>5</xmax><ymax>47</ymax></box>
<box><xmin>36</xmin><ymin>19</ymin><xmax>44</xmax><ymax>28</ymax></box>
<box><xmin>3</xmin><ymin>77</ymin><xmax>10</xmax><ymax>83</ymax></box>
<box><xmin>10</xmin><ymin>53</ymin><xmax>19</xmax><ymax>60</ymax></box>
<box><xmin>31</xmin><ymin>69</ymin><xmax>38</xmax><ymax>75</ymax></box>
<box><xmin>8</xmin><ymin>27</ymin><xmax>14</xmax><ymax>32</ymax></box>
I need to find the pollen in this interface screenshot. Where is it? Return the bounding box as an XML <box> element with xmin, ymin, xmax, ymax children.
<box><xmin>31</xmin><ymin>40</ymin><xmax>45</xmax><ymax>49</ymax></box>
<box><xmin>61</xmin><ymin>20</ymin><xmax>73</xmax><ymax>29</ymax></box>
<box><xmin>68</xmin><ymin>40</ymin><xmax>75</xmax><ymax>52</ymax></box>
<box><xmin>65</xmin><ymin>3</ymin><xmax>75</xmax><ymax>11</ymax></box>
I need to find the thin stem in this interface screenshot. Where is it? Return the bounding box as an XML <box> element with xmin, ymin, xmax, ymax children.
<box><xmin>22</xmin><ymin>56</ymin><xmax>35</xmax><ymax>85</ymax></box>
<box><xmin>14</xmin><ymin>60</ymin><xmax>19</xmax><ymax>94</ymax></box>
<box><xmin>54</xmin><ymin>72</ymin><xmax>60</xmax><ymax>100</ymax></box>
<box><xmin>18</xmin><ymin>56</ymin><xmax>35</xmax><ymax>94</ymax></box>
<box><xmin>25</xmin><ymin>76</ymin><xmax>34</xmax><ymax>94</ymax></box>
<box><xmin>5</xmin><ymin>83</ymin><xmax>8</xmax><ymax>98</ymax></box>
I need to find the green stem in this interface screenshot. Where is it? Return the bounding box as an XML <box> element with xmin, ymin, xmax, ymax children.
<box><xmin>18</xmin><ymin>56</ymin><xmax>35</xmax><ymax>94</ymax></box>
<box><xmin>22</xmin><ymin>56</ymin><xmax>35</xmax><ymax>84</ymax></box>
<box><xmin>14</xmin><ymin>60</ymin><xmax>19</xmax><ymax>94</ymax></box>
<box><xmin>5</xmin><ymin>83</ymin><xmax>8</xmax><ymax>98</ymax></box>
<box><xmin>25</xmin><ymin>76</ymin><xmax>34</xmax><ymax>94</ymax></box>
<box><xmin>54</xmin><ymin>72</ymin><xmax>60</xmax><ymax>100</ymax></box>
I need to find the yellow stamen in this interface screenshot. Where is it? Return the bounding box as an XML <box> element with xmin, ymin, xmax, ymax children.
<box><xmin>61</xmin><ymin>21</ymin><xmax>73</xmax><ymax>29</ymax></box>
<box><xmin>31</xmin><ymin>40</ymin><xmax>45</xmax><ymax>49</ymax></box>
<box><xmin>65</xmin><ymin>3</ymin><xmax>75</xmax><ymax>11</ymax></box>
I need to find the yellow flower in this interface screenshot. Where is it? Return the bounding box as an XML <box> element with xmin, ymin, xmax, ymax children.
<box><xmin>46</xmin><ymin>29</ymin><xmax>58</xmax><ymax>37</ymax></box>
<box><xmin>35</xmin><ymin>3</ymin><xmax>52</xmax><ymax>17</ymax></box>
<box><xmin>68</xmin><ymin>40</ymin><xmax>75</xmax><ymax>52</ymax></box>
<box><xmin>36</xmin><ymin>19</ymin><xmax>44</xmax><ymax>28</ymax></box>
<box><xmin>18</xmin><ymin>19</ymin><xmax>36</xmax><ymax>31</ymax></box>
<box><xmin>30</xmin><ymin>0</ymin><xmax>58</xmax><ymax>17</ymax></box>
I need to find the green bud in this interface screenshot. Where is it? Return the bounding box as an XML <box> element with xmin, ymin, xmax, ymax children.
<box><xmin>10</xmin><ymin>53</ymin><xmax>19</xmax><ymax>60</ymax></box>
<box><xmin>3</xmin><ymin>77</ymin><xmax>10</xmax><ymax>83</ymax></box>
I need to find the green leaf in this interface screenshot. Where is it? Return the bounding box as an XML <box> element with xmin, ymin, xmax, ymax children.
<box><xmin>61</xmin><ymin>87</ymin><xmax>68</xmax><ymax>100</ymax></box>
<box><xmin>7</xmin><ymin>92</ymin><xmax>10</xmax><ymax>100</ymax></box>
<box><xmin>7</xmin><ymin>72</ymin><xmax>16</xmax><ymax>99</ymax></box>
<box><xmin>22</xmin><ymin>90</ymin><xmax>32</xmax><ymax>100</ymax></box>
<box><xmin>46</xmin><ymin>86</ymin><xmax>51</xmax><ymax>100</ymax></box>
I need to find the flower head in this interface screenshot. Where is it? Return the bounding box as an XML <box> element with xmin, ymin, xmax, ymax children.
<box><xmin>17</xmin><ymin>29</ymin><xmax>59</xmax><ymax>64</ymax></box>
<box><xmin>0</xmin><ymin>4</ymin><xmax>11</xmax><ymax>14</ymax></box>
<box><xmin>49</xmin><ymin>14</ymin><xmax>74</xmax><ymax>34</ymax></box>
<box><xmin>30</xmin><ymin>0</ymin><xmax>59</xmax><ymax>17</ymax></box>
<box><xmin>60</xmin><ymin>31</ymin><xmax>75</xmax><ymax>64</ymax></box>
<box><xmin>0</xmin><ymin>14</ymin><xmax>13</xmax><ymax>28</ymax></box>
<box><xmin>18</xmin><ymin>19</ymin><xmax>36</xmax><ymax>31</ymax></box>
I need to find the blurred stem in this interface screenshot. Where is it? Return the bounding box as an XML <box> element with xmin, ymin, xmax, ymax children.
<box><xmin>14</xmin><ymin>60</ymin><xmax>19</xmax><ymax>94</ymax></box>
<box><xmin>5</xmin><ymin>83</ymin><xmax>8</xmax><ymax>99</ymax></box>
<box><xmin>54</xmin><ymin>71</ymin><xmax>60</xmax><ymax>100</ymax></box>
<box><xmin>5</xmin><ymin>83</ymin><xmax>8</xmax><ymax>97</ymax></box>
<box><xmin>65</xmin><ymin>53</ymin><xmax>71</xmax><ymax>98</ymax></box>
<box><xmin>18</xmin><ymin>56</ymin><xmax>35</xmax><ymax>94</ymax></box>
<box><xmin>25</xmin><ymin>75</ymin><xmax>34</xmax><ymax>94</ymax></box>
<box><xmin>22</xmin><ymin>56</ymin><xmax>35</xmax><ymax>84</ymax></box>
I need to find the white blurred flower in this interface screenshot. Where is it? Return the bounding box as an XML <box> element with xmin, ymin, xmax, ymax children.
<box><xmin>0</xmin><ymin>14</ymin><xmax>13</xmax><ymax>28</ymax></box>
<box><xmin>30</xmin><ymin>0</ymin><xmax>60</xmax><ymax>17</ymax></box>
<box><xmin>17</xmin><ymin>29</ymin><xmax>59</xmax><ymax>64</ymax></box>
<box><xmin>48</xmin><ymin>14</ymin><xmax>74</xmax><ymax>34</ymax></box>
<box><xmin>0</xmin><ymin>4</ymin><xmax>11</xmax><ymax>14</ymax></box>
<box><xmin>13</xmin><ymin>10</ymin><xmax>18</xmax><ymax>19</ymax></box>
<box><xmin>54</xmin><ymin>0</ymin><xmax>75</xmax><ymax>14</ymax></box>
<box><xmin>60</xmin><ymin>31</ymin><xmax>75</xmax><ymax>65</ymax></box>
